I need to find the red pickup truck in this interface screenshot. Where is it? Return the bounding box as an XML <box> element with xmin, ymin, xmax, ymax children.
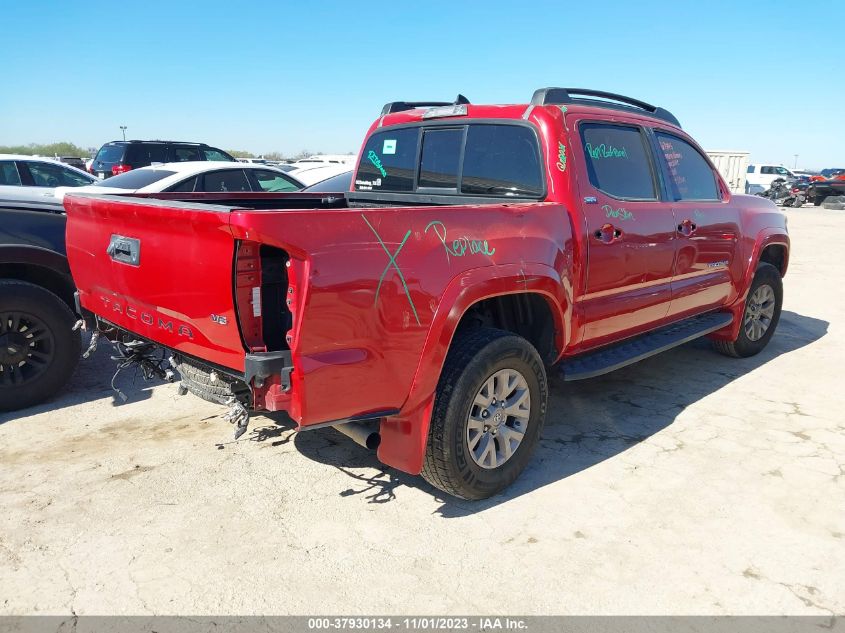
<box><xmin>64</xmin><ymin>88</ymin><xmax>789</xmax><ymax>499</ymax></box>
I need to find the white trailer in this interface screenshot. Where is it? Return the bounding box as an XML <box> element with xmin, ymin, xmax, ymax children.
<box><xmin>706</xmin><ymin>150</ymin><xmax>750</xmax><ymax>194</ymax></box>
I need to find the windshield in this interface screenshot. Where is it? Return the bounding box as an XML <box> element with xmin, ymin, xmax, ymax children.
<box><xmin>92</xmin><ymin>169</ymin><xmax>176</xmax><ymax>189</ymax></box>
<box><xmin>94</xmin><ymin>144</ymin><xmax>126</xmax><ymax>164</ymax></box>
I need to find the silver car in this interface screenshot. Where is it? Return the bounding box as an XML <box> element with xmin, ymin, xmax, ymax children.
<box><xmin>0</xmin><ymin>154</ymin><xmax>96</xmax><ymax>212</ymax></box>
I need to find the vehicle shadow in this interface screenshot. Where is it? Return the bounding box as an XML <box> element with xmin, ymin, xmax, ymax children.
<box><xmin>262</xmin><ymin>310</ymin><xmax>828</xmax><ymax>515</ymax></box>
<box><xmin>0</xmin><ymin>335</ymin><xmax>157</xmax><ymax>426</ymax></box>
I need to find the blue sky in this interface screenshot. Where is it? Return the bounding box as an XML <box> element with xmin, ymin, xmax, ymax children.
<box><xmin>2</xmin><ymin>0</ymin><xmax>841</xmax><ymax>168</ymax></box>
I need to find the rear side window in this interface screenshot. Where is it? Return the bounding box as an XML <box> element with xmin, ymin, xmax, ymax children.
<box><xmin>172</xmin><ymin>146</ymin><xmax>202</xmax><ymax>162</ymax></box>
<box><xmin>203</xmin><ymin>148</ymin><xmax>232</xmax><ymax>162</ymax></box>
<box><xmin>200</xmin><ymin>169</ymin><xmax>250</xmax><ymax>192</ymax></box>
<box><xmin>0</xmin><ymin>161</ymin><xmax>22</xmax><ymax>186</ymax></box>
<box><xmin>125</xmin><ymin>144</ymin><xmax>168</xmax><ymax>166</ymax></box>
<box><xmin>166</xmin><ymin>176</ymin><xmax>197</xmax><ymax>192</ymax></box>
<box><xmin>250</xmin><ymin>169</ymin><xmax>300</xmax><ymax>192</ymax></box>
<box><xmin>93</xmin><ymin>169</ymin><xmax>176</xmax><ymax>189</ymax></box>
<box><xmin>356</xmin><ymin>127</ymin><xmax>419</xmax><ymax>192</ymax></box>
<box><xmin>462</xmin><ymin>125</ymin><xmax>543</xmax><ymax>196</ymax></box>
<box><xmin>355</xmin><ymin>123</ymin><xmax>544</xmax><ymax>197</ymax></box>
<box><xmin>747</xmin><ymin>165</ymin><xmax>755</xmax><ymax>173</ymax></box>
<box><xmin>419</xmin><ymin>128</ymin><xmax>463</xmax><ymax>189</ymax></box>
<box><xmin>580</xmin><ymin>123</ymin><xmax>656</xmax><ymax>200</ymax></box>
<box><xmin>94</xmin><ymin>143</ymin><xmax>125</xmax><ymax>164</ymax></box>
<box><xmin>656</xmin><ymin>132</ymin><xmax>720</xmax><ymax>201</ymax></box>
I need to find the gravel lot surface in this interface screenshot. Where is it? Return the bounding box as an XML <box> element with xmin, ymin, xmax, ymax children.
<box><xmin>1</xmin><ymin>205</ymin><xmax>843</xmax><ymax>616</ymax></box>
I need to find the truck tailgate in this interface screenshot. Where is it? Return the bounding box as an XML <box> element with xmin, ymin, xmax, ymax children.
<box><xmin>65</xmin><ymin>195</ymin><xmax>247</xmax><ymax>372</ymax></box>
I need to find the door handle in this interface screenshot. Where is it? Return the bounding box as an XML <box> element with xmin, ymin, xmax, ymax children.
<box><xmin>593</xmin><ymin>223</ymin><xmax>622</xmax><ymax>243</ymax></box>
<box><xmin>677</xmin><ymin>220</ymin><xmax>698</xmax><ymax>236</ymax></box>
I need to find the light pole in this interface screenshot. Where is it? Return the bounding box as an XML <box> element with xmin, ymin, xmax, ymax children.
<box><xmin>120</xmin><ymin>125</ymin><xmax>127</xmax><ymax>141</ymax></box>
<box><xmin>793</xmin><ymin>154</ymin><xmax>798</xmax><ymax>169</ymax></box>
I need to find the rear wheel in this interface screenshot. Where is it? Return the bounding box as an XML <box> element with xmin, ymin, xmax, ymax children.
<box><xmin>0</xmin><ymin>280</ymin><xmax>81</xmax><ymax>411</ymax></box>
<box><xmin>421</xmin><ymin>328</ymin><xmax>547</xmax><ymax>500</ymax></box>
<box><xmin>713</xmin><ymin>263</ymin><xmax>782</xmax><ymax>358</ymax></box>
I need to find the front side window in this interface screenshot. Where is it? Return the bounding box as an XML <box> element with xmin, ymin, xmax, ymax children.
<box><xmin>200</xmin><ymin>169</ymin><xmax>250</xmax><ymax>192</ymax></box>
<box><xmin>580</xmin><ymin>123</ymin><xmax>656</xmax><ymax>200</ymax></box>
<box><xmin>26</xmin><ymin>161</ymin><xmax>93</xmax><ymax>187</ymax></box>
<box><xmin>761</xmin><ymin>166</ymin><xmax>775</xmax><ymax>175</ymax></box>
<box><xmin>656</xmin><ymin>132</ymin><xmax>720</xmax><ymax>201</ymax></box>
<box><xmin>250</xmin><ymin>169</ymin><xmax>300</xmax><ymax>192</ymax></box>
<box><xmin>0</xmin><ymin>161</ymin><xmax>22</xmax><ymax>186</ymax></box>
<box><xmin>355</xmin><ymin>127</ymin><xmax>419</xmax><ymax>192</ymax></box>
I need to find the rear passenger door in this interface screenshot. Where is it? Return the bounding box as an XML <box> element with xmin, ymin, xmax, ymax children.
<box><xmin>576</xmin><ymin>121</ymin><xmax>677</xmax><ymax>348</ymax></box>
<box><xmin>654</xmin><ymin>131</ymin><xmax>739</xmax><ymax>318</ymax></box>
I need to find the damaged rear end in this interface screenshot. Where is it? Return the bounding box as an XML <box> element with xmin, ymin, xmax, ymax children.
<box><xmin>65</xmin><ymin>194</ymin><xmax>298</xmax><ymax>435</ymax></box>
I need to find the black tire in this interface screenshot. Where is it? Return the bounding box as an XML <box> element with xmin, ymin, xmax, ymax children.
<box><xmin>713</xmin><ymin>263</ymin><xmax>782</xmax><ymax>358</ymax></box>
<box><xmin>0</xmin><ymin>280</ymin><xmax>82</xmax><ymax>411</ymax></box>
<box><xmin>421</xmin><ymin>327</ymin><xmax>548</xmax><ymax>500</ymax></box>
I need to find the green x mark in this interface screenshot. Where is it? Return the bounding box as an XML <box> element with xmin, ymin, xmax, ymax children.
<box><xmin>361</xmin><ymin>214</ymin><xmax>421</xmax><ymax>326</ymax></box>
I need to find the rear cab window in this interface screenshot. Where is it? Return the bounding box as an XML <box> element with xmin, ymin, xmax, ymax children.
<box><xmin>354</xmin><ymin>123</ymin><xmax>544</xmax><ymax>198</ymax></box>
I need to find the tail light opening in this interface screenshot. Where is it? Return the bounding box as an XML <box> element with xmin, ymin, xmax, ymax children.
<box><xmin>234</xmin><ymin>241</ymin><xmax>292</xmax><ymax>353</ymax></box>
<box><xmin>111</xmin><ymin>164</ymin><xmax>132</xmax><ymax>176</ymax></box>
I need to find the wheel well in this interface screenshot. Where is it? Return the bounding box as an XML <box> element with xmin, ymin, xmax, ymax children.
<box><xmin>759</xmin><ymin>244</ymin><xmax>786</xmax><ymax>276</ymax></box>
<box><xmin>455</xmin><ymin>293</ymin><xmax>558</xmax><ymax>364</ymax></box>
<box><xmin>0</xmin><ymin>263</ymin><xmax>76</xmax><ymax>310</ymax></box>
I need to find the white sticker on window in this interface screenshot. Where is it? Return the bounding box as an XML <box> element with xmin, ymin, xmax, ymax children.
<box><xmin>383</xmin><ymin>139</ymin><xmax>396</xmax><ymax>154</ymax></box>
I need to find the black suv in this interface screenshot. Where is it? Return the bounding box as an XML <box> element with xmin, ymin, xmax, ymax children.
<box><xmin>90</xmin><ymin>140</ymin><xmax>236</xmax><ymax>178</ymax></box>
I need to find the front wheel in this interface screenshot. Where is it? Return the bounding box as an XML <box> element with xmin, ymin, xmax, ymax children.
<box><xmin>421</xmin><ymin>328</ymin><xmax>548</xmax><ymax>500</ymax></box>
<box><xmin>713</xmin><ymin>263</ymin><xmax>783</xmax><ymax>358</ymax></box>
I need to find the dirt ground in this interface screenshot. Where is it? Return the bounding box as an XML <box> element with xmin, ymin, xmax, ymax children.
<box><xmin>1</xmin><ymin>205</ymin><xmax>843</xmax><ymax>616</ymax></box>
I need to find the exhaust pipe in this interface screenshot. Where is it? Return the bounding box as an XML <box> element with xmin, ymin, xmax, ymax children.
<box><xmin>332</xmin><ymin>422</ymin><xmax>381</xmax><ymax>450</ymax></box>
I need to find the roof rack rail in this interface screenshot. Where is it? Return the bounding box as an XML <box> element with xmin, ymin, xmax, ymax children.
<box><xmin>530</xmin><ymin>87</ymin><xmax>681</xmax><ymax>128</ymax></box>
<box><xmin>380</xmin><ymin>94</ymin><xmax>470</xmax><ymax>116</ymax></box>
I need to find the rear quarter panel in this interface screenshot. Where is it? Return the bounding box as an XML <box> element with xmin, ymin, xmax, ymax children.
<box><xmin>228</xmin><ymin>202</ymin><xmax>573</xmax><ymax>426</ymax></box>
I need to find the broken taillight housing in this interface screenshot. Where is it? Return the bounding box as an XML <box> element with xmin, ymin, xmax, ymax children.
<box><xmin>234</xmin><ymin>241</ymin><xmax>292</xmax><ymax>353</ymax></box>
<box><xmin>234</xmin><ymin>241</ymin><xmax>266</xmax><ymax>352</ymax></box>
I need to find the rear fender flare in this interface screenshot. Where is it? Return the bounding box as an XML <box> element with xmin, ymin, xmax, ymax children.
<box><xmin>0</xmin><ymin>244</ymin><xmax>70</xmax><ymax>274</ymax></box>
<box><xmin>377</xmin><ymin>262</ymin><xmax>569</xmax><ymax>474</ymax></box>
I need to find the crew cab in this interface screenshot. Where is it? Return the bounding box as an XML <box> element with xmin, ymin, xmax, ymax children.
<box><xmin>64</xmin><ymin>88</ymin><xmax>789</xmax><ymax>499</ymax></box>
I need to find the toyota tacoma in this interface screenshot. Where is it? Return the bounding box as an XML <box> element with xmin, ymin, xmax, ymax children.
<box><xmin>64</xmin><ymin>88</ymin><xmax>789</xmax><ymax>499</ymax></box>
